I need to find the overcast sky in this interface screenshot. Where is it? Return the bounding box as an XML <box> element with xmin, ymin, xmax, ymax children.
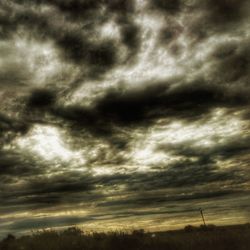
<box><xmin>0</xmin><ymin>0</ymin><xmax>250</xmax><ymax>237</ymax></box>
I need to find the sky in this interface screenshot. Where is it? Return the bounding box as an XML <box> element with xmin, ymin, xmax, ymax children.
<box><xmin>0</xmin><ymin>0</ymin><xmax>250</xmax><ymax>237</ymax></box>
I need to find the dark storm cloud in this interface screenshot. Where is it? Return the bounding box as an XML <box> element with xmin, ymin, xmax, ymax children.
<box><xmin>151</xmin><ymin>0</ymin><xmax>248</xmax><ymax>32</ymax></box>
<box><xmin>0</xmin><ymin>0</ymin><xmax>140</xmax><ymax>77</ymax></box>
<box><xmin>125</xmin><ymin>161</ymin><xmax>243</xmax><ymax>192</ymax></box>
<box><xmin>8</xmin><ymin>10</ymin><xmax>115</xmax><ymax>71</ymax></box>
<box><xmin>0</xmin><ymin>168</ymin><xmax>102</xmax><ymax>214</ymax></box>
<box><xmin>0</xmin><ymin>152</ymin><xmax>30</xmax><ymax>177</ymax></box>
<box><xmin>157</xmin><ymin>136</ymin><xmax>250</xmax><ymax>161</ymax></box>
<box><xmin>210</xmin><ymin>39</ymin><xmax>250</xmax><ymax>83</ymax></box>
<box><xmin>0</xmin><ymin>64</ymin><xmax>29</xmax><ymax>87</ymax></box>
<box><xmin>120</xmin><ymin>22</ymin><xmax>141</xmax><ymax>61</ymax></box>
<box><xmin>56</xmin><ymin>33</ymin><xmax>117</xmax><ymax>72</ymax></box>
<box><xmin>0</xmin><ymin>158</ymin><xmax>243</xmax><ymax>215</ymax></box>
<box><xmin>186</xmin><ymin>0</ymin><xmax>249</xmax><ymax>40</ymax></box>
<box><xmin>150</xmin><ymin>0</ymin><xmax>182</xmax><ymax>14</ymax></box>
<box><xmin>0</xmin><ymin>113</ymin><xmax>26</xmax><ymax>133</ymax></box>
<box><xmin>203</xmin><ymin>0</ymin><xmax>248</xmax><ymax>27</ymax></box>
<box><xmin>0</xmin><ymin>113</ymin><xmax>29</xmax><ymax>146</ymax></box>
<box><xmin>12</xmin><ymin>0</ymin><xmax>135</xmax><ymax>20</ymax></box>
<box><xmin>0</xmin><ymin>0</ymin><xmax>250</xmax><ymax>236</ymax></box>
<box><xmin>0</xmin><ymin>1</ymin><xmax>51</xmax><ymax>40</ymax></box>
<box><xmin>25</xmin><ymin>172</ymin><xmax>94</xmax><ymax>196</ymax></box>
<box><xmin>0</xmin><ymin>171</ymin><xmax>96</xmax><ymax>213</ymax></box>
<box><xmin>42</xmin><ymin>0</ymin><xmax>102</xmax><ymax>21</ymax></box>
<box><xmin>51</xmin><ymin>79</ymin><xmax>249</xmax><ymax>133</ymax></box>
<box><xmin>159</xmin><ymin>23</ymin><xmax>183</xmax><ymax>45</ymax></box>
<box><xmin>0</xmin><ymin>150</ymin><xmax>50</xmax><ymax>213</ymax></box>
<box><xmin>0</xmin><ymin>41</ymin><xmax>32</xmax><ymax>88</ymax></box>
<box><xmin>27</xmin><ymin>89</ymin><xmax>56</xmax><ymax>109</ymax></box>
<box><xmin>0</xmin><ymin>149</ymin><xmax>46</xmax><ymax>178</ymax></box>
<box><xmin>97</xmin><ymin>189</ymin><xmax>245</xmax><ymax>209</ymax></box>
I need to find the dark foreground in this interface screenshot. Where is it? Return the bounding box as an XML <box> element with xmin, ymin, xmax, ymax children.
<box><xmin>1</xmin><ymin>224</ymin><xmax>250</xmax><ymax>250</ymax></box>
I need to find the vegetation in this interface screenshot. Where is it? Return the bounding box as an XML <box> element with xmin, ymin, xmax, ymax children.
<box><xmin>1</xmin><ymin>224</ymin><xmax>250</xmax><ymax>250</ymax></box>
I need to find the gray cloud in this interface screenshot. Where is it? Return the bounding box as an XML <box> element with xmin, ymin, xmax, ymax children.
<box><xmin>0</xmin><ymin>0</ymin><xmax>250</xmax><ymax>237</ymax></box>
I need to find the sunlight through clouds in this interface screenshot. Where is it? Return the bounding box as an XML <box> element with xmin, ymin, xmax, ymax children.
<box><xmin>15</xmin><ymin>125</ymin><xmax>85</xmax><ymax>164</ymax></box>
<box><xmin>0</xmin><ymin>0</ymin><xmax>250</xmax><ymax>237</ymax></box>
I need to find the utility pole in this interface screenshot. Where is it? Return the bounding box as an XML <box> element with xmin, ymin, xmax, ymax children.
<box><xmin>199</xmin><ymin>208</ymin><xmax>206</xmax><ymax>226</ymax></box>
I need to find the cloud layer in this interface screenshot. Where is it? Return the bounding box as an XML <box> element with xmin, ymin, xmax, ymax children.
<box><xmin>0</xmin><ymin>0</ymin><xmax>250</xmax><ymax>237</ymax></box>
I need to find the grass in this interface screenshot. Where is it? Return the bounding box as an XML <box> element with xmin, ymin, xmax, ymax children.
<box><xmin>1</xmin><ymin>224</ymin><xmax>250</xmax><ymax>250</ymax></box>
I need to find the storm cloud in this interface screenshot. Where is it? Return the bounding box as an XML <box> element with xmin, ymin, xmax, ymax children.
<box><xmin>0</xmin><ymin>0</ymin><xmax>249</xmax><ymax>237</ymax></box>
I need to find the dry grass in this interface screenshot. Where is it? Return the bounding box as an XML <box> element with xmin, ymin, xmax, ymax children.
<box><xmin>1</xmin><ymin>224</ymin><xmax>250</xmax><ymax>250</ymax></box>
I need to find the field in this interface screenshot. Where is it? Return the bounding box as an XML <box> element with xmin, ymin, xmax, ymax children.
<box><xmin>1</xmin><ymin>224</ymin><xmax>250</xmax><ymax>250</ymax></box>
